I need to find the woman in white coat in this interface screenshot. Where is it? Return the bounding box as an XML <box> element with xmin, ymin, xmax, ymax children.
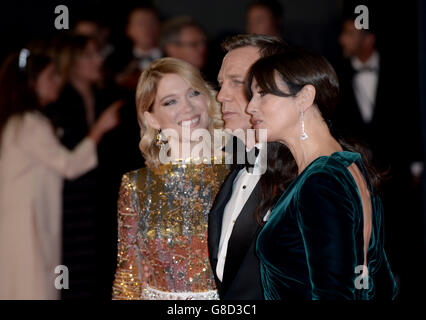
<box><xmin>0</xmin><ymin>49</ymin><xmax>122</xmax><ymax>299</ymax></box>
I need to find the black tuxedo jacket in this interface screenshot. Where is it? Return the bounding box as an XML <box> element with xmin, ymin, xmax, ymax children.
<box><xmin>208</xmin><ymin>139</ymin><xmax>264</xmax><ymax>300</ymax></box>
<box><xmin>334</xmin><ymin>58</ymin><xmax>391</xmax><ymax>163</ymax></box>
<box><xmin>334</xmin><ymin>57</ymin><xmax>421</xmax><ymax>171</ymax></box>
<box><xmin>334</xmin><ymin>56</ymin><xmax>423</xmax><ymax>279</ymax></box>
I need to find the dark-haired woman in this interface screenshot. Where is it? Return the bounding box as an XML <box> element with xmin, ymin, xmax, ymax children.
<box><xmin>246</xmin><ymin>49</ymin><xmax>397</xmax><ymax>300</ymax></box>
<box><xmin>46</xmin><ymin>34</ymin><xmax>130</xmax><ymax>299</ymax></box>
<box><xmin>0</xmin><ymin>49</ymin><xmax>121</xmax><ymax>299</ymax></box>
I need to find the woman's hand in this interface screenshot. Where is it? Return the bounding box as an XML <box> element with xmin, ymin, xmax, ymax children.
<box><xmin>89</xmin><ymin>100</ymin><xmax>124</xmax><ymax>144</ymax></box>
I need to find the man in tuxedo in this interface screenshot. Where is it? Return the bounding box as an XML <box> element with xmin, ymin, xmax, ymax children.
<box><xmin>160</xmin><ymin>16</ymin><xmax>207</xmax><ymax>71</ymax></box>
<box><xmin>335</xmin><ymin>17</ymin><xmax>423</xmax><ymax>297</ymax></box>
<box><xmin>337</xmin><ymin>18</ymin><xmax>422</xmax><ymax>179</ymax></box>
<box><xmin>108</xmin><ymin>5</ymin><xmax>163</xmax><ymax>91</ymax></box>
<box><xmin>208</xmin><ymin>34</ymin><xmax>287</xmax><ymax>300</ymax></box>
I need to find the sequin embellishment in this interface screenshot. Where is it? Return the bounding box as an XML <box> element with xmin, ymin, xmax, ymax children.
<box><xmin>112</xmin><ymin>158</ymin><xmax>229</xmax><ymax>299</ymax></box>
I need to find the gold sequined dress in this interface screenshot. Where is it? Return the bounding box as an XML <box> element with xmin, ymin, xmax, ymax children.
<box><xmin>112</xmin><ymin>158</ymin><xmax>229</xmax><ymax>300</ymax></box>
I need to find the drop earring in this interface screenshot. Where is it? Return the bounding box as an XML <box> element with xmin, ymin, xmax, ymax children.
<box><xmin>300</xmin><ymin>110</ymin><xmax>308</xmax><ymax>141</ymax></box>
<box><xmin>156</xmin><ymin>130</ymin><xmax>167</xmax><ymax>147</ymax></box>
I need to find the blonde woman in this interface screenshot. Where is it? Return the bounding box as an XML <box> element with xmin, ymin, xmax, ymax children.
<box><xmin>112</xmin><ymin>58</ymin><xmax>229</xmax><ymax>300</ymax></box>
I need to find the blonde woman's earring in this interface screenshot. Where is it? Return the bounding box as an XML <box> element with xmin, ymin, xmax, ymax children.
<box><xmin>156</xmin><ymin>130</ymin><xmax>167</xmax><ymax>147</ymax></box>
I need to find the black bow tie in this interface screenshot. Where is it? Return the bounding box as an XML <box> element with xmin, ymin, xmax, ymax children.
<box><xmin>245</xmin><ymin>147</ymin><xmax>260</xmax><ymax>173</ymax></box>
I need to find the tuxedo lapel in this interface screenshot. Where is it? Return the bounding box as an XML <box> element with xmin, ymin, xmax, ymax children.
<box><xmin>221</xmin><ymin>180</ymin><xmax>262</xmax><ymax>292</ymax></box>
<box><xmin>349</xmin><ymin>67</ymin><xmax>367</xmax><ymax>126</ymax></box>
<box><xmin>370</xmin><ymin>60</ymin><xmax>386</xmax><ymax>126</ymax></box>
<box><xmin>208</xmin><ymin>166</ymin><xmax>243</xmax><ymax>272</ymax></box>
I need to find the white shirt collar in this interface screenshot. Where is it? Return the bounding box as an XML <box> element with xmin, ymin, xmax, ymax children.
<box><xmin>246</xmin><ymin>142</ymin><xmax>265</xmax><ymax>153</ymax></box>
<box><xmin>133</xmin><ymin>47</ymin><xmax>162</xmax><ymax>59</ymax></box>
<box><xmin>351</xmin><ymin>50</ymin><xmax>380</xmax><ymax>71</ymax></box>
<box><xmin>245</xmin><ymin>142</ymin><xmax>266</xmax><ymax>176</ymax></box>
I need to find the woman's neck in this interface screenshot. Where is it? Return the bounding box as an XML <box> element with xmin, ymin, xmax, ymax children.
<box><xmin>168</xmin><ymin>138</ymin><xmax>214</xmax><ymax>162</ymax></box>
<box><xmin>279</xmin><ymin>116</ymin><xmax>342</xmax><ymax>175</ymax></box>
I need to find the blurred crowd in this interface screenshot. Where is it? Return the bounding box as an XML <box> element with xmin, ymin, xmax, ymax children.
<box><xmin>0</xmin><ymin>0</ymin><xmax>423</xmax><ymax>299</ymax></box>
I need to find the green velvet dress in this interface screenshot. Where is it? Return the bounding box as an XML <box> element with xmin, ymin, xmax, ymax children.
<box><xmin>256</xmin><ymin>151</ymin><xmax>398</xmax><ymax>300</ymax></box>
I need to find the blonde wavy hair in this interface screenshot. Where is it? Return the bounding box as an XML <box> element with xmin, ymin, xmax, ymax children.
<box><xmin>136</xmin><ymin>57</ymin><xmax>224</xmax><ymax>169</ymax></box>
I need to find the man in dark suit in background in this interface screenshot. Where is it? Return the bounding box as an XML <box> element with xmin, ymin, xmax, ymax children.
<box><xmin>107</xmin><ymin>4</ymin><xmax>162</xmax><ymax>92</ymax></box>
<box><xmin>208</xmin><ymin>34</ymin><xmax>287</xmax><ymax>300</ymax></box>
<box><xmin>335</xmin><ymin>16</ymin><xmax>423</xmax><ymax>299</ymax></box>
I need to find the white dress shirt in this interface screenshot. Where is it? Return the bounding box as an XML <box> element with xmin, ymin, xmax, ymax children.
<box><xmin>352</xmin><ymin>52</ymin><xmax>423</xmax><ymax>178</ymax></box>
<box><xmin>263</xmin><ymin>208</ymin><xmax>272</xmax><ymax>222</ymax></box>
<box><xmin>216</xmin><ymin>143</ymin><xmax>264</xmax><ymax>282</ymax></box>
<box><xmin>351</xmin><ymin>51</ymin><xmax>380</xmax><ymax>123</ymax></box>
<box><xmin>133</xmin><ymin>47</ymin><xmax>162</xmax><ymax>71</ymax></box>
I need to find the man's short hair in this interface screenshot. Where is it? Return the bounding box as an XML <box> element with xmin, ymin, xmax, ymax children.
<box><xmin>160</xmin><ymin>16</ymin><xmax>205</xmax><ymax>51</ymax></box>
<box><xmin>221</xmin><ymin>34</ymin><xmax>288</xmax><ymax>58</ymax></box>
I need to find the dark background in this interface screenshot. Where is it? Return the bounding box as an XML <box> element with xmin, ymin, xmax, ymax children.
<box><xmin>0</xmin><ymin>0</ymin><xmax>424</xmax><ymax>300</ymax></box>
<box><xmin>0</xmin><ymin>0</ymin><xmax>418</xmax><ymax>63</ymax></box>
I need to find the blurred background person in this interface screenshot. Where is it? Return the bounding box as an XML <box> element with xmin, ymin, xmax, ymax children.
<box><xmin>112</xmin><ymin>4</ymin><xmax>162</xmax><ymax>91</ymax></box>
<box><xmin>246</xmin><ymin>0</ymin><xmax>284</xmax><ymax>38</ymax></box>
<box><xmin>74</xmin><ymin>16</ymin><xmax>115</xmax><ymax>62</ymax></box>
<box><xmin>160</xmin><ymin>16</ymin><xmax>212</xmax><ymax>81</ymax></box>
<box><xmin>45</xmin><ymin>34</ymin><xmax>125</xmax><ymax>299</ymax></box>
<box><xmin>0</xmin><ymin>48</ymin><xmax>120</xmax><ymax>299</ymax></box>
<box><xmin>334</xmin><ymin>11</ymin><xmax>423</xmax><ymax>297</ymax></box>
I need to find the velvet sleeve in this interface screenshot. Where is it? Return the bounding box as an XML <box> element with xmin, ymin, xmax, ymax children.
<box><xmin>297</xmin><ymin>172</ymin><xmax>359</xmax><ymax>300</ymax></box>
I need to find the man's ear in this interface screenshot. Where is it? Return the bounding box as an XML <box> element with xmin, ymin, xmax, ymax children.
<box><xmin>143</xmin><ymin>111</ymin><xmax>161</xmax><ymax>130</ymax></box>
<box><xmin>298</xmin><ymin>84</ymin><xmax>316</xmax><ymax>112</ymax></box>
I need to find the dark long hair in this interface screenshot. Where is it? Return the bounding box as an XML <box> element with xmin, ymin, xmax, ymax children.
<box><xmin>221</xmin><ymin>34</ymin><xmax>297</xmax><ymax>225</ymax></box>
<box><xmin>246</xmin><ymin>48</ymin><xmax>386</xmax><ymax>225</ymax></box>
<box><xmin>0</xmin><ymin>50</ymin><xmax>51</xmax><ymax>154</ymax></box>
<box><xmin>54</xmin><ymin>34</ymin><xmax>98</xmax><ymax>82</ymax></box>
